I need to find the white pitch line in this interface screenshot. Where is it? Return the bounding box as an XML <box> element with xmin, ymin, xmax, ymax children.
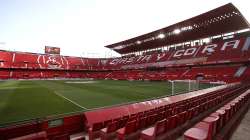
<box><xmin>53</xmin><ymin>91</ymin><xmax>88</xmax><ymax>110</ymax></box>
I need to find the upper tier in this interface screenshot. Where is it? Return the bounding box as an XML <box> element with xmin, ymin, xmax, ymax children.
<box><xmin>105</xmin><ymin>3</ymin><xmax>250</xmax><ymax>54</ymax></box>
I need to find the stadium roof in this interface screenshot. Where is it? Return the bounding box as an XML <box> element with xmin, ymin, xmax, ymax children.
<box><xmin>105</xmin><ymin>3</ymin><xmax>250</xmax><ymax>54</ymax></box>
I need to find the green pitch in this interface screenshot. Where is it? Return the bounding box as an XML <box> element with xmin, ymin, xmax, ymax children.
<box><xmin>0</xmin><ymin>80</ymin><xmax>212</xmax><ymax>125</ymax></box>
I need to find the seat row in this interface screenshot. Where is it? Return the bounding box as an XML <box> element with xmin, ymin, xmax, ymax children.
<box><xmin>9</xmin><ymin>131</ymin><xmax>48</xmax><ymax>140</ymax></box>
<box><xmin>87</xmin><ymin>84</ymin><xmax>248</xmax><ymax>140</ymax></box>
<box><xmin>139</xmin><ymin>85</ymin><xmax>248</xmax><ymax>140</ymax></box>
<box><xmin>184</xmin><ymin>88</ymin><xmax>250</xmax><ymax>140</ymax></box>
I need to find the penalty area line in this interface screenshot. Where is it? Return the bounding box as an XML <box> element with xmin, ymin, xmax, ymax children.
<box><xmin>53</xmin><ymin>91</ymin><xmax>88</xmax><ymax>110</ymax></box>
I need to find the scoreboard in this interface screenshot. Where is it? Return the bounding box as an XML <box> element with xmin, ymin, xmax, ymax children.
<box><xmin>45</xmin><ymin>46</ymin><xmax>60</xmax><ymax>54</ymax></box>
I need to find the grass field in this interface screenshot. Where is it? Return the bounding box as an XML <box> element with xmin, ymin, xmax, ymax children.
<box><xmin>0</xmin><ymin>79</ymin><xmax>213</xmax><ymax>125</ymax></box>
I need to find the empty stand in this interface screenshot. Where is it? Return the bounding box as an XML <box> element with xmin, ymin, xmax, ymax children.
<box><xmin>81</xmin><ymin>83</ymin><xmax>249</xmax><ymax>140</ymax></box>
<box><xmin>184</xmin><ymin>87</ymin><xmax>250</xmax><ymax>140</ymax></box>
<box><xmin>0</xmin><ymin>35</ymin><xmax>249</xmax><ymax>82</ymax></box>
<box><xmin>0</xmin><ymin>3</ymin><xmax>250</xmax><ymax>140</ymax></box>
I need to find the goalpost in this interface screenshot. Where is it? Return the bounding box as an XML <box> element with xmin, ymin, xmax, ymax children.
<box><xmin>169</xmin><ymin>79</ymin><xmax>201</xmax><ymax>96</ymax></box>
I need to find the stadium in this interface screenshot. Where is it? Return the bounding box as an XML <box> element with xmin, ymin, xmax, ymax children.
<box><xmin>0</xmin><ymin>2</ymin><xmax>250</xmax><ymax>140</ymax></box>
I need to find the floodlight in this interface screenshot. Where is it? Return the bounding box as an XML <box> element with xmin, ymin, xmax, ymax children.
<box><xmin>136</xmin><ymin>41</ymin><xmax>141</xmax><ymax>44</ymax></box>
<box><xmin>157</xmin><ymin>33</ymin><xmax>165</xmax><ymax>39</ymax></box>
<box><xmin>173</xmin><ymin>29</ymin><xmax>181</xmax><ymax>34</ymax></box>
<box><xmin>113</xmin><ymin>45</ymin><xmax>125</xmax><ymax>50</ymax></box>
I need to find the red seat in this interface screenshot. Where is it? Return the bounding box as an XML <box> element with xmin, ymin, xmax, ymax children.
<box><xmin>165</xmin><ymin>109</ymin><xmax>172</xmax><ymax>118</ymax></box>
<box><xmin>116</xmin><ymin>120</ymin><xmax>137</xmax><ymax>140</ymax></box>
<box><xmin>100</xmin><ymin>121</ymin><xmax>119</xmax><ymax>140</ymax></box>
<box><xmin>220</xmin><ymin>105</ymin><xmax>231</xmax><ymax>123</ymax></box>
<box><xmin>119</xmin><ymin>118</ymin><xmax>129</xmax><ymax>128</ymax></box>
<box><xmin>140</xmin><ymin>119</ymin><xmax>167</xmax><ymax>140</ymax></box>
<box><xmin>137</xmin><ymin>117</ymin><xmax>147</xmax><ymax>129</ymax></box>
<box><xmin>9</xmin><ymin>131</ymin><xmax>48</xmax><ymax>140</ymax></box>
<box><xmin>184</xmin><ymin>127</ymin><xmax>209</xmax><ymax>140</ymax></box>
<box><xmin>103</xmin><ymin>119</ymin><xmax>112</xmax><ymax>127</ymax></box>
<box><xmin>215</xmin><ymin>109</ymin><xmax>226</xmax><ymax>129</ymax></box>
<box><xmin>178</xmin><ymin>111</ymin><xmax>188</xmax><ymax>125</ymax></box>
<box><xmin>157</xmin><ymin>111</ymin><xmax>165</xmax><ymax>121</ymax></box>
<box><xmin>184</xmin><ymin>122</ymin><xmax>210</xmax><ymax>140</ymax></box>
<box><xmin>202</xmin><ymin>116</ymin><xmax>219</xmax><ymax>139</ymax></box>
<box><xmin>209</xmin><ymin>112</ymin><xmax>221</xmax><ymax>133</ymax></box>
<box><xmin>88</xmin><ymin>122</ymin><xmax>104</xmax><ymax>140</ymax></box>
<box><xmin>168</xmin><ymin>115</ymin><xmax>178</xmax><ymax>130</ymax></box>
<box><xmin>146</xmin><ymin>114</ymin><xmax>157</xmax><ymax>127</ymax></box>
<box><xmin>187</xmin><ymin>108</ymin><xmax>195</xmax><ymax>120</ymax></box>
<box><xmin>128</xmin><ymin>115</ymin><xmax>137</xmax><ymax>122</ymax></box>
<box><xmin>193</xmin><ymin>106</ymin><xmax>199</xmax><ymax>116</ymax></box>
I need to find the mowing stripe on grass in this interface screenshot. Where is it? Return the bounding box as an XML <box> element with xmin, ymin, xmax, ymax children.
<box><xmin>53</xmin><ymin>91</ymin><xmax>88</xmax><ymax>110</ymax></box>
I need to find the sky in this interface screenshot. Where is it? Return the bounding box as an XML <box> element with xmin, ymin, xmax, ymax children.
<box><xmin>0</xmin><ymin>0</ymin><xmax>249</xmax><ymax>58</ymax></box>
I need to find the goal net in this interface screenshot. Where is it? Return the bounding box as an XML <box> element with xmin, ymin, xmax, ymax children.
<box><xmin>168</xmin><ymin>80</ymin><xmax>212</xmax><ymax>95</ymax></box>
